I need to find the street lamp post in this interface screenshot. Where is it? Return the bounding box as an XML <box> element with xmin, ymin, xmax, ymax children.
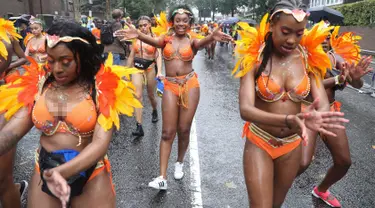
<box><xmin>40</xmin><ymin>0</ymin><xmax>43</xmax><ymax>14</ymax></box>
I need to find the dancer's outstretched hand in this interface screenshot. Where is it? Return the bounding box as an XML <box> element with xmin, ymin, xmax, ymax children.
<box><xmin>299</xmin><ymin>98</ymin><xmax>349</xmax><ymax>137</ymax></box>
<box><xmin>43</xmin><ymin>169</ymin><xmax>70</xmax><ymax>208</ymax></box>
<box><xmin>348</xmin><ymin>56</ymin><xmax>373</xmax><ymax>81</ymax></box>
<box><xmin>114</xmin><ymin>22</ymin><xmax>139</xmax><ymax>41</ymax></box>
<box><xmin>212</xmin><ymin>25</ymin><xmax>233</xmax><ymax>43</ymax></box>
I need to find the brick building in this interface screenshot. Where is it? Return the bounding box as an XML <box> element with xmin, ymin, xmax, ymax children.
<box><xmin>0</xmin><ymin>0</ymin><xmax>74</xmax><ymax>18</ymax></box>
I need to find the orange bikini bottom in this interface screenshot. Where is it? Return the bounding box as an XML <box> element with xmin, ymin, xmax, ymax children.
<box><xmin>164</xmin><ymin>71</ymin><xmax>200</xmax><ymax>108</ymax></box>
<box><xmin>301</xmin><ymin>100</ymin><xmax>341</xmax><ymax>112</ymax></box>
<box><xmin>242</xmin><ymin>122</ymin><xmax>301</xmax><ymax>159</ymax></box>
<box><xmin>34</xmin><ymin>150</ymin><xmax>115</xmax><ymax>195</ymax></box>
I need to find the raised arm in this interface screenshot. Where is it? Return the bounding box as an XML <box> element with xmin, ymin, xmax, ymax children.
<box><xmin>8</xmin><ymin>39</ymin><xmax>27</xmax><ymax>71</ymax></box>
<box><xmin>115</xmin><ymin>23</ymin><xmax>165</xmax><ymax>48</ymax></box>
<box><xmin>323</xmin><ymin>53</ymin><xmax>346</xmax><ymax>89</ymax></box>
<box><xmin>192</xmin><ymin>26</ymin><xmax>232</xmax><ymax>50</ymax></box>
<box><xmin>156</xmin><ymin>48</ymin><xmax>163</xmax><ymax>77</ymax></box>
<box><xmin>346</xmin><ymin>56</ymin><xmax>372</xmax><ymax>89</ymax></box>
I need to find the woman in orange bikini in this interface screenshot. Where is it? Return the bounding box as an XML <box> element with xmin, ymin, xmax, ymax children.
<box><xmin>298</xmin><ymin>27</ymin><xmax>372</xmax><ymax>207</ymax></box>
<box><xmin>127</xmin><ymin>16</ymin><xmax>162</xmax><ymax>137</ymax></box>
<box><xmin>0</xmin><ymin>18</ymin><xmax>28</xmax><ymax>208</ymax></box>
<box><xmin>115</xmin><ymin>5</ymin><xmax>232</xmax><ymax>190</ymax></box>
<box><xmin>232</xmin><ymin>1</ymin><xmax>348</xmax><ymax>207</ymax></box>
<box><xmin>0</xmin><ymin>21</ymin><xmax>140</xmax><ymax>208</ymax></box>
<box><xmin>25</xmin><ymin>17</ymin><xmax>47</xmax><ymax>63</ymax></box>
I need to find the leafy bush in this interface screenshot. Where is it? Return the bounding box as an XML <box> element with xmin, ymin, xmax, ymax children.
<box><xmin>332</xmin><ymin>0</ymin><xmax>375</xmax><ymax>26</ymax></box>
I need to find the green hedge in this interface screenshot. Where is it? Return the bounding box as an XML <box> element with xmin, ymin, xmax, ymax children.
<box><xmin>332</xmin><ymin>0</ymin><xmax>375</xmax><ymax>26</ymax></box>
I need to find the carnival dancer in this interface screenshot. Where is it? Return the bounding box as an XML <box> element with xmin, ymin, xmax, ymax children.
<box><xmin>232</xmin><ymin>1</ymin><xmax>349</xmax><ymax>207</ymax></box>
<box><xmin>115</xmin><ymin>5</ymin><xmax>232</xmax><ymax>190</ymax></box>
<box><xmin>24</xmin><ymin>17</ymin><xmax>47</xmax><ymax>63</ymax></box>
<box><xmin>0</xmin><ymin>17</ymin><xmax>28</xmax><ymax>208</ymax></box>
<box><xmin>209</xmin><ymin>23</ymin><xmax>219</xmax><ymax>59</ymax></box>
<box><xmin>91</xmin><ymin>19</ymin><xmax>103</xmax><ymax>44</ymax></box>
<box><xmin>127</xmin><ymin>16</ymin><xmax>163</xmax><ymax>137</ymax></box>
<box><xmin>200</xmin><ymin>24</ymin><xmax>216</xmax><ymax>60</ymax></box>
<box><xmin>0</xmin><ymin>21</ymin><xmax>141</xmax><ymax>208</ymax></box>
<box><xmin>200</xmin><ymin>24</ymin><xmax>210</xmax><ymax>58</ymax></box>
<box><xmin>298</xmin><ymin>26</ymin><xmax>372</xmax><ymax>207</ymax></box>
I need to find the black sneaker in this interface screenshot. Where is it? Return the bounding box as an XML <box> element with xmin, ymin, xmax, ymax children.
<box><xmin>132</xmin><ymin>123</ymin><xmax>144</xmax><ymax>137</ymax></box>
<box><xmin>17</xmin><ymin>180</ymin><xmax>28</xmax><ymax>201</ymax></box>
<box><xmin>152</xmin><ymin>110</ymin><xmax>158</xmax><ymax>123</ymax></box>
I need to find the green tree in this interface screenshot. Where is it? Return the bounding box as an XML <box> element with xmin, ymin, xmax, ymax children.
<box><xmin>116</xmin><ymin>0</ymin><xmax>167</xmax><ymax>19</ymax></box>
<box><xmin>191</xmin><ymin>0</ymin><xmax>217</xmax><ymax>21</ymax></box>
<box><xmin>248</xmin><ymin>0</ymin><xmax>277</xmax><ymax>21</ymax></box>
<box><xmin>80</xmin><ymin>0</ymin><xmax>105</xmax><ymax>16</ymax></box>
<box><xmin>217</xmin><ymin>0</ymin><xmax>247</xmax><ymax>17</ymax></box>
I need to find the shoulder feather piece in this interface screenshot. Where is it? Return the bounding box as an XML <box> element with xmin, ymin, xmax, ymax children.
<box><xmin>0</xmin><ymin>57</ymin><xmax>47</xmax><ymax>120</ymax></box>
<box><xmin>231</xmin><ymin>13</ymin><xmax>269</xmax><ymax>78</ymax></box>
<box><xmin>0</xmin><ymin>18</ymin><xmax>22</xmax><ymax>60</ymax></box>
<box><xmin>330</xmin><ymin>26</ymin><xmax>361</xmax><ymax>64</ymax></box>
<box><xmin>96</xmin><ymin>53</ymin><xmax>143</xmax><ymax>131</ymax></box>
<box><xmin>152</xmin><ymin>12</ymin><xmax>171</xmax><ymax>37</ymax></box>
<box><xmin>300</xmin><ymin>21</ymin><xmax>333</xmax><ymax>82</ymax></box>
<box><xmin>23</xmin><ymin>33</ymin><xmax>34</xmax><ymax>46</ymax></box>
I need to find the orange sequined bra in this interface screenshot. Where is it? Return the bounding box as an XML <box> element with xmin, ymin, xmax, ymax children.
<box><xmin>162</xmin><ymin>35</ymin><xmax>194</xmax><ymax>61</ymax></box>
<box><xmin>256</xmin><ymin>46</ymin><xmax>310</xmax><ymax>103</ymax></box>
<box><xmin>134</xmin><ymin>40</ymin><xmax>156</xmax><ymax>56</ymax></box>
<box><xmin>29</xmin><ymin>41</ymin><xmax>46</xmax><ymax>54</ymax></box>
<box><xmin>32</xmin><ymin>85</ymin><xmax>97</xmax><ymax>146</ymax></box>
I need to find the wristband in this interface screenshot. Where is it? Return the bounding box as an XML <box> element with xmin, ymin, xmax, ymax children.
<box><xmin>335</xmin><ymin>75</ymin><xmax>344</xmax><ymax>85</ymax></box>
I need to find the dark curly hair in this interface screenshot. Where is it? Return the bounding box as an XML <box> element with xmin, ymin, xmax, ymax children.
<box><xmin>44</xmin><ymin>20</ymin><xmax>104</xmax><ymax>90</ymax></box>
<box><xmin>168</xmin><ymin>5</ymin><xmax>195</xmax><ymax>25</ymax></box>
<box><xmin>255</xmin><ymin>0</ymin><xmax>307</xmax><ymax>79</ymax></box>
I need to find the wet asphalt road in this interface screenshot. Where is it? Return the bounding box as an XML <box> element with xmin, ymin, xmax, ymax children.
<box><xmin>12</xmin><ymin>45</ymin><xmax>375</xmax><ymax>208</ymax></box>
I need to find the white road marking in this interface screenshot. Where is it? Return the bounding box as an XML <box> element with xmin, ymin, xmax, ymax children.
<box><xmin>189</xmin><ymin>118</ymin><xmax>203</xmax><ymax>208</ymax></box>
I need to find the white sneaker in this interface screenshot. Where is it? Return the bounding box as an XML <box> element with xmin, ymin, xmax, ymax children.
<box><xmin>148</xmin><ymin>176</ymin><xmax>167</xmax><ymax>190</ymax></box>
<box><xmin>174</xmin><ymin>162</ymin><xmax>184</xmax><ymax>180</ymax></box>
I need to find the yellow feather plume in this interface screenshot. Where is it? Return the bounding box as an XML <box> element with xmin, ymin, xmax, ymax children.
<box><xmin>152</xmin><ymin>12</ymin><xmax>171</xmax><ymax>37</ymax></box>
<box><xmin>0</xmin><ymin>18</ymin><xmax>22</xmax><ymax>60</ymax></box>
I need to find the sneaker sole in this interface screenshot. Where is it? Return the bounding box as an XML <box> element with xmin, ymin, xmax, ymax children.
<box><xmin>311</xmin><ymin>189</ymin><xmax>339</xmax><ymax>207</ymax></box>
